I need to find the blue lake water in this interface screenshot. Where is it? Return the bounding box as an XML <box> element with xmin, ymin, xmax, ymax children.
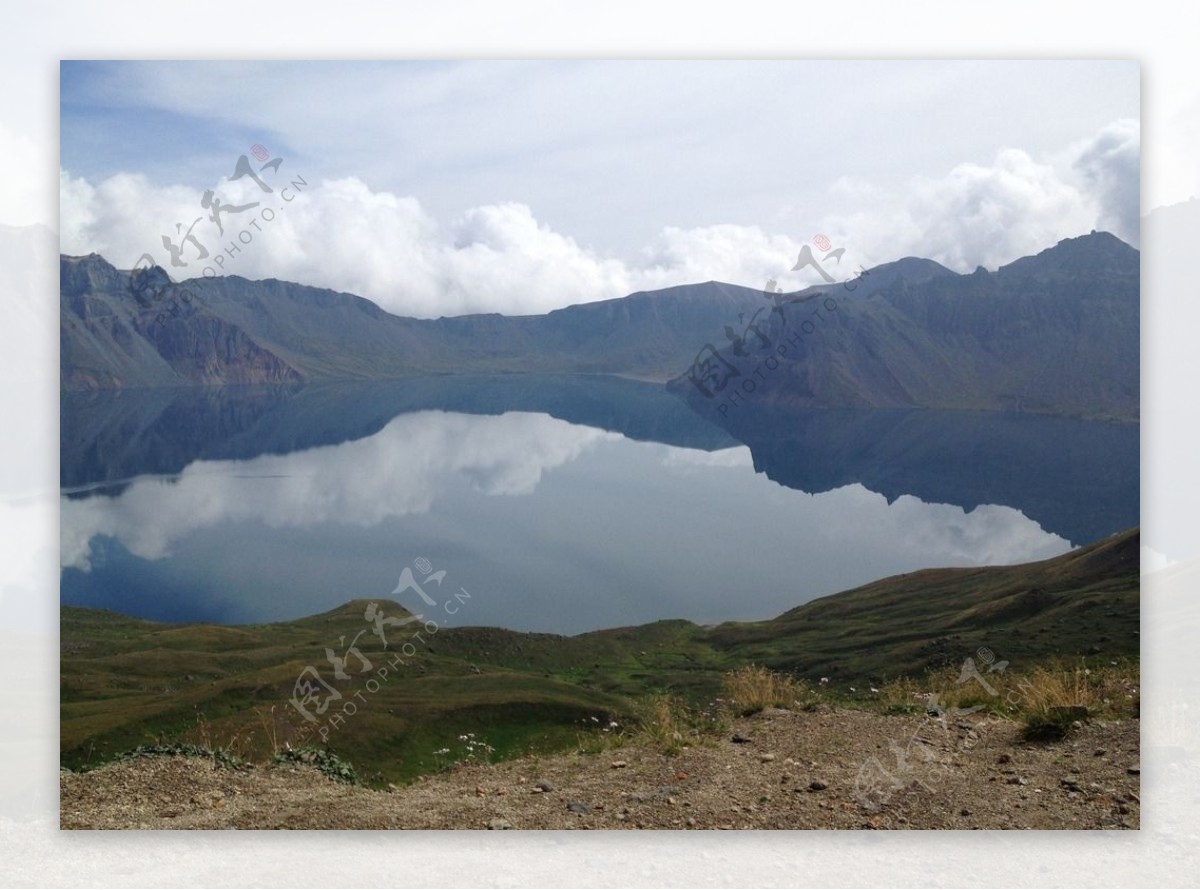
<box><xmin>59</xmin><ymin>376</ymin><xmax>1139</xmax><ymax>633</ymax></box>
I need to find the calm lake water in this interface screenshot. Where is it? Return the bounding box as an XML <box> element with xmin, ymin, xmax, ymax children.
<box><xmin>59</xmin><ymin>376</ymin><xmax>1139</xmax><ymax>633</ymax></box>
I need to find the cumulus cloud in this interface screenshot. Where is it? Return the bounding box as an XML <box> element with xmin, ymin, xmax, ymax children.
<box><xmin>59</xmin><ymin>119</ymin><xmax>1139</xmax><ymax>315</ymax></box>
<box><xmin>59</xmin><ymin>165</ymin><xmax>820</xmax><ymax>316</ymax></box>
<box><xmin>817</xmin><ymin>120</ymin><xmax>1139</xmax><ymax>272</ymax></box>
<box><xmin>1072</xmin><ymin>118</ymin><xmax>1141</xmax><ymax>246</ymax></box>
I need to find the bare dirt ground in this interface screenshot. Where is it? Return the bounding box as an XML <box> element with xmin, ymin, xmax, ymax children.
<box><xmin>60</xmin><ymin>707</ymin><xmax>1139</xmax><ymax>830</ymax></box>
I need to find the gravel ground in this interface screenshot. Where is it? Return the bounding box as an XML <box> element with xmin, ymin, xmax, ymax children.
<box><xmin>60</xmin><ymin>707</ymin><xmax>1139</xmax><ymax>830</ymax></box>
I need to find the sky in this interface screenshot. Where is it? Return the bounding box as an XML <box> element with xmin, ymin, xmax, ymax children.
<box><xmin>57</xmin><ymin>60</ymin><xmax>1140</xmax><ymax>318</ymax></box>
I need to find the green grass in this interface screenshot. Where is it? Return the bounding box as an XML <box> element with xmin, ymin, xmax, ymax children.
<box><xmin>62</xmin><ymin>529</ymin><xmax>1140</xmax><ymax>783</ymax></box>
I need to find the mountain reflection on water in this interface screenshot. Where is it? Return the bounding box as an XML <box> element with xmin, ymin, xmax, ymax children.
<box><xmin>59</xmin><ymin>376</ymin><xmax>1136</xmax><ymax>631</ymax></box>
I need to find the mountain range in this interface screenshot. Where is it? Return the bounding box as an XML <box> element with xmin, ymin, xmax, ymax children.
<box><xmin>60</xmin><ymin>232</ymin><xmax>1139</xmax><ymax>420</ymax></box>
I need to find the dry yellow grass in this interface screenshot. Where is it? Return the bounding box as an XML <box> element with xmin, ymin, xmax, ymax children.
<box><xmin>722</xmin><ymin>665</ymin><xmax>810</xmax><ymax>715</ymax></box>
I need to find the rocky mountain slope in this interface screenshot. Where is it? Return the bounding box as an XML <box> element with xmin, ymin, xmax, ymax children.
<box><xmin>670</xmin><ymin>232</ymin><xmax>1139</xmax><ymax>421</ymax></box>
<box><xmin>61</xmin><ymin>233</ymin><xmax>1139</xmax><ymax>420</ymax></box>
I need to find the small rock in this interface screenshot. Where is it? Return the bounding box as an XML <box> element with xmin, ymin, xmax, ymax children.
<box><xmin>1093</xmin><ymin>748</ymin><xmax>1107</xmax><ymax>757</ymax></box>
<box><xmin>731</xmin><ymin>733</ymin><xmax>752</xmax><ymax>744</ymax></box>
<box><xmin>686</xmin><ymin>817</ymin><xmax>696</xmax><ymax>827</ymax></box>
<box><xmin>566</xmin><ymin>801</ymin><xmax>592</xmax><ymax>815</ymax></box>
<box><xmin>1127</xmin><ymin>764</ymin><xmax>1140</xmax><ymax>776</ymax></box>
<box><xmin>960</xmin><ymin>808</ymin><xmax>971</xmax><ymax>817</ymax></box>
<box><xmin>486</xmin><ymin>818</ymin><xmax>511</xmax><ymax>830</ymax></box>
<box><xmin>808</xmin><ymin>780</ymin><xmax>828</xmax><ymax>792</ymax></box>
<box><xmin>535</xmin><ymin>780</ymin><xmax>555</xmax><ymax>793</ymax></box>
<box><xmin>997</xmin><ymin>754</ymin><xmax>1011</xmax><ymax>764</ymax></box>
<box><xmin>610</xmin><ymin>760</ymin><xmax>628</xmax><ymax>769</ymax></box>
<box><xmin>387</xmin><ymin>783</ymin><xmax>399</xmax><ymax>793</ymax></box>
<box><xmin>1060</xmin><ymin>777</ymin><xmax>1082</xmax><ymax>792</ymax></box>
<box><xmin>759</xmin><ymin>753</ymin><xmax>776</xmax><ymax>763</ymax></box>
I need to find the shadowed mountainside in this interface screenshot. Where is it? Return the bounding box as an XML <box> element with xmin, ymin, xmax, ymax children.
<box><xmin>61</xmin><ymin>233</ymin><xmax>1138</xmax><ymax>420</ymax></box>
<box><xmin>668</xmin><ymin>232</ymin><xmax>1139</xmax><ymax>421</ymax></box>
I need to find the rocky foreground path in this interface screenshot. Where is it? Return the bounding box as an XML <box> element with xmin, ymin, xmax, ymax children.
<box><xmin>61</xmin><ymin>707</ymin><xmax>1139</xmax><ymax>830</ymax></box>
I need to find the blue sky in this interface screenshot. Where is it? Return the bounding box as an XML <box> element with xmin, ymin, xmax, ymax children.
<box><xmin>59</xmin><ymin>60</ymin><xmax>1140</xmax><ymax>316</ymax></box>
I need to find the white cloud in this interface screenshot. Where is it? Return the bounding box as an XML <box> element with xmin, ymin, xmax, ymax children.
<box><xmin>59</xmin><ymin>119</ymin><xmax>1139</xmax><ymax>316</ymax></box>
<box><xmin>58</xmin><ymin>167</ymin><xmax>819</xmax><ymax>316</ymax></box>
<box><xmin>1072</xmin><ymin>118</ymin><xmax>1141</xmax><ymax>245</ymax></box>
<box><xmin>818</xmin><ymin>119</ymin><xmax>1139</xmax><ymax>272</ymax></box>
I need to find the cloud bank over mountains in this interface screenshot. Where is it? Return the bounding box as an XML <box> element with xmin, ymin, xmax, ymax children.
<box><xmin>59</xmin><ymin>119</ymin><xmax>1138</xmax><ymax>319</ymax></box>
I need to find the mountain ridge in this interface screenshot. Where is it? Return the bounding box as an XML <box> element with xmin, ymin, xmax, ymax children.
<box><xmin>60</xmin><ymin>233</ymin><xmax>1139</xmax><ymax>420</ymax></box>
<box><xmin>669</xmin><ymin>232</ymin><xmax>1139</xmax><ymax>421</ymax></box>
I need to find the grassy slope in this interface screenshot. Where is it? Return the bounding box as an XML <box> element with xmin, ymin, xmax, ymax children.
<box><xmin>61</xmin><ymin>529</ymin><xmax>1139</xmax><ymax>783</ymax></box>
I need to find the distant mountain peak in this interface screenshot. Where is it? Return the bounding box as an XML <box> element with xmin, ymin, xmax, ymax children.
<box><xmin>998</xmin><ymin>230</ymin><xmax>1138</xmax><ymax>280</ymax></box>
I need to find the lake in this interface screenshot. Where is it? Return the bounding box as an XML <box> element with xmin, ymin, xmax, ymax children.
<box><xmin>60</xmin><ymin>376</ymin><xmax>1139</xmax><ymax>634</ymax></box>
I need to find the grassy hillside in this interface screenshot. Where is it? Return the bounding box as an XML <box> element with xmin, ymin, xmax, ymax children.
<box><xmin>61</xmin><ymin>529</ymin><xmax>1139</xmax><ymax>784</ymax></box>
